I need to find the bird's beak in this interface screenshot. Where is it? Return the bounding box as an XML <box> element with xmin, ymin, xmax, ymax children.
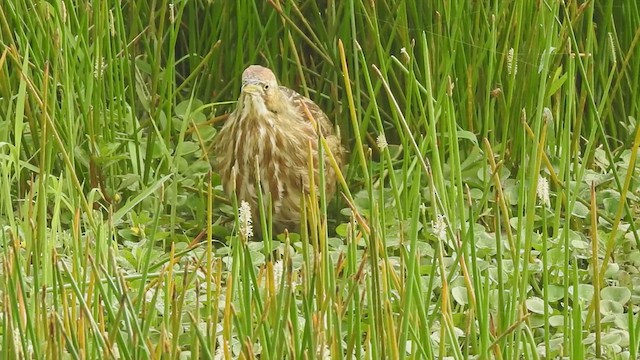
<box><xmin>241</xmin><ymin>83</ymin><xmax>261</xmax><ymax>94</ymax></box>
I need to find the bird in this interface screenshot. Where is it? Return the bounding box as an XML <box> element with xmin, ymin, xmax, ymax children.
<box><xmin>214</xmin><ymin>65</ymin><xmax>345</xmax><ymax>233</ymax></box>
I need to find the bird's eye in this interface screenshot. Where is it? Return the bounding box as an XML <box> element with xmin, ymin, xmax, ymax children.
<box><xmin>263</xmin><ymin>84</ymin><xmax>270</xmax><ymax>90</ymax></box>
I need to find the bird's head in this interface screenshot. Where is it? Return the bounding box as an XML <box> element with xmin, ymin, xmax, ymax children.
<box><xmin>239</xmin><ymin>65</ymin><xmax>287</xmax><ymax>115</ymax></box>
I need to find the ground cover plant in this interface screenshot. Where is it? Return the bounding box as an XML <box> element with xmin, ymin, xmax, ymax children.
<box><xmin>1</xmin><ymin>0</ymin><xmax>639</xmax><ymax>359</ymax></box>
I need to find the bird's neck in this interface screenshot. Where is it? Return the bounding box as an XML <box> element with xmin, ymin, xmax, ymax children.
<box><xmin>237</xmin><ymin>95</ymin><xmax>274</xmax><ymax>123</ymax></box>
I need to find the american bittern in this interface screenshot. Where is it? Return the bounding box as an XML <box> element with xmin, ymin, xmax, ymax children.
<box><xmin>215</xmin><ymin>65</ymin><xmax>345</xmax><ymax>232</ymax></box>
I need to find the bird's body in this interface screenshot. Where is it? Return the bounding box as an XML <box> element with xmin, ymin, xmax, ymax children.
<box><xmin>215</xmin><ymin>65</ymin><xmax>344</xmax><ymax>232</ymax></box>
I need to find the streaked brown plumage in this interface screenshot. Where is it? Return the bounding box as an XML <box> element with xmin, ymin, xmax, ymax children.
<box><xmin>215</xmin><ymin>65</ymin><xmax>345</xmax><ymax>232</ymax></box>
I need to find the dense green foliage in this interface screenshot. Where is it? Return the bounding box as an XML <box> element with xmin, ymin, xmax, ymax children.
<box><xmin>1</xmin><ymin>0</ymin><xmax>639</xmax><ymax>358</ymax></box>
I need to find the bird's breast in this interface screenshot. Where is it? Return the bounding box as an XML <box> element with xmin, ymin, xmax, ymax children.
<box><xmin>232</xmin><ymin>112</ymin><xmax>288</xmax><ymax>205</ymax></box>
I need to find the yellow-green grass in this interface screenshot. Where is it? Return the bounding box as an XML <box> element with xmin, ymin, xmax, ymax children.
<box><xmin>0</xmin><ymin>1</ymin><xmax>639</xmax><ymax>359</ymax></box>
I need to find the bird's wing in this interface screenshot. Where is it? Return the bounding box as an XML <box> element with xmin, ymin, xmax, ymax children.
<box><xmin>279</xmin><ymin>86</ymin><xmax>335</xmax><ymax>138</ymax></box>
